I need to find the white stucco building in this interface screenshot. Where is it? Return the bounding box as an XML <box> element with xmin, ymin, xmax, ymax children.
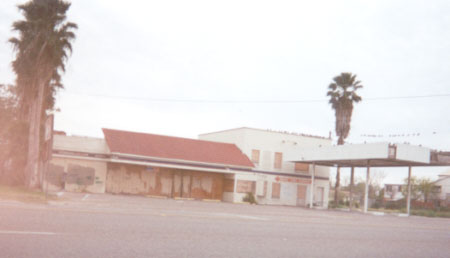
<box><xmin>199</xmin><ymin>127</ymin><xmax>332</xmax><ymax>208</ymax></box>
<box><xmin>435</xmin><ymin>170</ymin><xmax>450</xmax><ymax>205</ymax></box>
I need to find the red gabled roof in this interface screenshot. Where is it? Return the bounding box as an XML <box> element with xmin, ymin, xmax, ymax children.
<box><xmin>102</xmin><ymin>128</ymin><xmax>254</xmax><ymax>168</ymax></box>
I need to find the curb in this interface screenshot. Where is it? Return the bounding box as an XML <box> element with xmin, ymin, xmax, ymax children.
<box><xmin>174</xmin><ymin>197</ymin><xmax>194</xmax><ymax>201</ymax></box>
<box><xmin>202</xmin><ymin>199</ymin><xmax>221</xmax><ymax>202</ymax></box>
<box><xmin>147</xmin><ymin>195</ymin><xmax>168</xmax><ymax>199</ymax></box>
<box><xmin>234</xmin><ymin>201</ymin><xmax>251</xmax><ymax>205</ymax></box>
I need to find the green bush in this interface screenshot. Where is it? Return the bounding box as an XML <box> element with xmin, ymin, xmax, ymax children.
<box><xmin>385</xmin><ymin>199</ymin><xmax>405</xmax><ymax>210</ymax></box>
<box><xmin>243</xmin><ymin>192</ymin><xmax>257</xmax><ymax>204</ymax></box>
<box><xmin>410</xmin><ymin>209</ymin><xmax>450</xmax><ymax>218</ymax></box>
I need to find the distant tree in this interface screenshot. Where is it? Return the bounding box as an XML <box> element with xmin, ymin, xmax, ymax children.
<box><xmin>418</xmin><ymin>178</ymin><xmax>439</xmax><ymax>202</ymax></box>
<box><xmin>0</xmin><ymin>84</ymin><xmax>16</xmax><ymax>160</ymax></box>
<box><xmin>327</xmin><ymin>72</ymin><xmax>363</xmax><ymax>206</ymax></box>
<box><xmin>418</xmin><ymin>178</ymin><xmax>436</xmax><ymax>202</ymax></box>
<box><xmin>404</xmin><ymin>177</ymin><xmax>438</xmax><ymax>202</ymax></box>
<box><xmin>402</xmin><ymin>176</ymin><xmax>420</xmax><ymax>201</ymax></box>
<box><xmin>0</xmin><ymin>84</ymin><xmax>28</xmax><ymax>184</ymax></box>
<box><xmin>9</xmin><ymin>0</ymin><xmax>77</xmax><ymax>187</ymax></box>
<box><xmin>349</xmin><ymin>179</ymin><xmax>379</xmax><ymax>199</ymax></box>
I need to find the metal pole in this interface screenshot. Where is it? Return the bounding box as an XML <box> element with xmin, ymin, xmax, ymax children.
<box><xmin>364</xmin><ymin>162</ymin><xmax>370</xmax><ymax>213</ymax></box>
<box><xmin>44</xmin><ymin>162</ymin><xmax>49</xmax><ymax>200</ymax></box>
<box><xmin>233</xmin><ymin>173</ymin><xmax>238</xmax><ymax>203</ymax></box>
<box><xmin>349</xmin><ymin>166</ymin><xmax>354</xmax><ymax>211</ymax></box>
<box><xmin>180</xmin><ymin>171</ymin><xmax>183</xmax><ymax>198</ymax></box>
<box><xmin>310</xmin><ymin>163</ymin><xmax>315</xmax><ymax>208</ymax></box>
<box><xmin>44</xmin><ymin>114</ymin><xmax>54</xmax><ymax>201</ymax></box>
<box><xmin>407</xmin><ymin>166</ymin><xmax>412</xmax><ymax>216</ymax></box>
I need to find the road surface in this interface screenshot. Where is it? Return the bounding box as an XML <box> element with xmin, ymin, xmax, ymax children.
<box><xmin>1</xmin><ymin>193</ymin><xmax>449</xmax><ymax>258</ymax></box>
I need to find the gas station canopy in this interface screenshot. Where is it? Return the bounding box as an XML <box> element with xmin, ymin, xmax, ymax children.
<box><xmin>285</xmin><ymin>142</ymin><xmax>450</xmax><ymax>215</ymax></box>
<box><xmin>286</xmin><ymin>142</ymin><xmax>450</xmax><ymax>168</ymax></box>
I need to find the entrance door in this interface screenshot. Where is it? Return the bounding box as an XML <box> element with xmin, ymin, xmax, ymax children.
<box><xmin>280</xmin><ymin>183</ymin><xmax>297</xmax><ymax>205</ymax></box>
<box><xmin>173</xmin><ymin>172</ymin><xmax>182</xmax><ymax>198</ymax></box>
<box><xmin>297</xmin><ymin>185</ymin><xmax>307</xmax><ymax>206</ymax></box>
<box><xmin>315</xmin><ymin>187</ymin><xmax>324</xmax><ymax>207</ymax></box>
<box><xmin>182</xmin><ymin>174</ymin><xmax>191</xmax><ymax>198</ymax></box>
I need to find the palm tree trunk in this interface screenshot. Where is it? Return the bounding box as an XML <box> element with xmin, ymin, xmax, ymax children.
<box><xmin>349</xmin><ymin>167</ymin><xmax>354</xmax><ymax>210</ymax></box>
<box><xmin>334</xmin><ymin>166</ymin><xmax>340</xmax><ymax>207</ymax></box>
<box><xmin>25</xmin><ymin>79</ymin><xmax>45</xmax><ymax>188</ymax></box>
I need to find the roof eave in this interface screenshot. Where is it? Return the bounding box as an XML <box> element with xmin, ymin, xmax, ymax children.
<box><xmin>110</xmin><ymin>151</ymin><xmax>254</xmax><ymax>170</ymax></box>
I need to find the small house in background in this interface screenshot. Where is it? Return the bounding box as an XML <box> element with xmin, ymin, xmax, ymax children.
<box><xmin>384</xmin><ymin>183</ymin><xmax>405</xmax><ymax>201</ymax></box>
<box><xmin>435</xmin><ymin>170</ymin><xmax>450</xmax><ymax>206</ymax></box>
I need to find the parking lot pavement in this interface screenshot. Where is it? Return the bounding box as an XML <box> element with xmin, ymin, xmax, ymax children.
<box><xmin>1</xmin><ymin>193</ymin><xmax>449</xmax><ymax>258</ymax></box>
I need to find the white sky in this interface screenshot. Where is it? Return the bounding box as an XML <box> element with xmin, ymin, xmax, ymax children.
<box><xmin>1</xmin><ymin>0</ymin><xmax>449</xmax><ymax>184</ymax></box>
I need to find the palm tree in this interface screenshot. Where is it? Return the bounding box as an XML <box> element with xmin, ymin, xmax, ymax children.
<box><xmin>327</xmin><ymin>72</ymin><xmax>362</xmax><ymax>207</ymax></box>
<box><xmin>9</xmin><ymin>0</ymin><xmax>77</xmax><ymax>188</ymax></box>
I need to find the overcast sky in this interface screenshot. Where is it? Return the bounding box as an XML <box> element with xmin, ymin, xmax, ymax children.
<box><xmin>1</xmin><ymin>0</ymin><xmax>449</xmax><ymax>184</ymax></box>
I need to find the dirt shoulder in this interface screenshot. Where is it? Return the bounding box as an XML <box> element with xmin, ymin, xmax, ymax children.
<box><xmin>0</xmin><ymin>184</ymin><xmax>56</xmax><ymax>203</ymax></box>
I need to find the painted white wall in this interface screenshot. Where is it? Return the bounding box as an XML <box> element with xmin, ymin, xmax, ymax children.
<box><xmin>199</xmin><ymin>127</ymin><xmax>332</xmax><ymax>207</ymax></box>
<box><xmin>54</xmin><ymin>135</ymin><xmax>109</xmax><ymax>154</ymax></box>
<box><xmin>286</xmin><ymin>142</ymin><xmax>391</xmax><ymax>162</ymax></box>
<box><xmin>47</xmin><ymin>156</ymin><xmax>107</xmax><ymax>194</ymax></box>
<box><xmin>200</xmin><ymin>127</ymin><xmax>331</xmax><ymax>175</ymax></box>
<box><xmin>233</xmin><ymin>172</ymin><xmax>258</xmax><ymax>203</ymax></box>
<box><xmin>396</xmin><ymin>144</ymin><xmax>431</xmax><ymax>164</ymax></box>
<box><xmin>435</xmin><ymin>175</ymin><xmax>450</xmax><ymax>200</ymax></box>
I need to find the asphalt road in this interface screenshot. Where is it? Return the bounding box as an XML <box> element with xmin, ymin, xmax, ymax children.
<box><xmin>1</xmin><ymin>193</ymin><xmax>449</xmax><ymax>258</ymax></box>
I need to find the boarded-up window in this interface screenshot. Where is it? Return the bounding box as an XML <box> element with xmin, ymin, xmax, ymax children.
<box><xmin>272</xmin><ymin>182</ymin><xmax>280</xmax><ymax>199</ymax></box>
<box><xmin>251</xmin><ymin>149</ymin><xmax>260</xmax><ymax>163</ymax></box>
<box><xmin>274</xmin><ymin>152</ymin><xmax>283</xmax><ymax>169</ymax></box>
<box><xmin>237</xmin><ymin>180</ymin><xmax>255</xmax><ymax>193</ymax></box>
<box><xmin>66</xmin><ymin>164</ymin><xmax>95</xmax><ymax>185</ymax></box>
<box><xmin>297</xmin><ymin>185</ymin><xmax>307</xmax><ymax>200</ymax></box>
<box><xmin>224</xmin><ymin>179</ymin><xmax>235</xmax><ymax>192</ymax></box>
<box><xmin>295</xmin><ymin>163</ymin><xmax>309</xmax><ymax>173</ymax></box>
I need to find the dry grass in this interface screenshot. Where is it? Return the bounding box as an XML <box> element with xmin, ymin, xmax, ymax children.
<box><xmin>0</xmin><ymin>184</ymin><xmax>55</xmax><ymax>203</ymax></box>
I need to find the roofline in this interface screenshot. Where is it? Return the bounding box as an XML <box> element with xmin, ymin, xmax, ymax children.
<box><xmin>53</xmin><ymin>147</ymin><xmax>109</xmax><ymax>156</ymax></box>
<box><xmin>199</xmin><ymin>127</ymin><xmax>331</xmax><ymax>140</ymax></box>
<box><xmin>102</xmin><ymin>127</ymin><xmax>242</xmax><ymax>148</ymax></box>
<box><xmin>289</xmin><ymin>157</ymin><xmax>450</xmax><ymax>168</ymax></box>
<box><xmin>110</xmin><ymin>151</ymin><xmax>254</xmax><ymax>169</ymax></box>
<box><xmin>53</xmin><ymin>153</ymin><xmax>110</xmax><ymax>163</ymax></box>
<box><xmin>52</xmin><ymin>150</ymin><xmax>328</xmax><ymax>180</ymax></box>
<box><xmin>60</xmin><ymin>135</ymin><xmax>104</xmax><ymax>140</ymax></box>
<box><xmin>435</xmin><ymin>175</ymin><xmax>450</xmax><ymax>183</ymax></box>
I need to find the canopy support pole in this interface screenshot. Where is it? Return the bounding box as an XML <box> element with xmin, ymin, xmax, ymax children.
<box><xmin>310</xmin><ymin>163</ymin><xmax>315</xmax><ymax>208</ymax></box>
<box><xmin>349</xmin><ymin>166</ymin><xmax>354</xmax><ymax>211</ymax></box>
<box><xmin>364</xmin><ymin>161</ymin><xmax>370</xmax><ymax>213</ymax></box>
<box><xmin>406</xmin><ymin>166</ymin><xmax>412</xmax><ymax>216</ymax></box>
<box><xmin>233</xmin><ymin>173</ymin><xmax>238</xmax><ymax>203</ymax></box>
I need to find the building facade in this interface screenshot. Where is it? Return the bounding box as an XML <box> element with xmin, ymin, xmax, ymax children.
<box><xmin>46</xmin><ymin>127</ymin><xmax>331</xmax><ymax>208</ymax></box>
<box><xmin>46</xmin><ymin>129</ymin><xmax>255</xmax><ymax>201</ymax></box>
<box><xmin>199</xmin><ymin>127</ymin><xmax>332</xmax><ymax>208</ymax></box>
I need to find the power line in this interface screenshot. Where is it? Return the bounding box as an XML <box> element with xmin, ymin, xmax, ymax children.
<box><xmin>63</xmin><ymin>92</ymin><xmax>450</xmax><ymax>104</ymax></box>
<box><xmin>359</xmin><ymin>131</ymin><xmax>449</xmax><ymax>138</ymax></box>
